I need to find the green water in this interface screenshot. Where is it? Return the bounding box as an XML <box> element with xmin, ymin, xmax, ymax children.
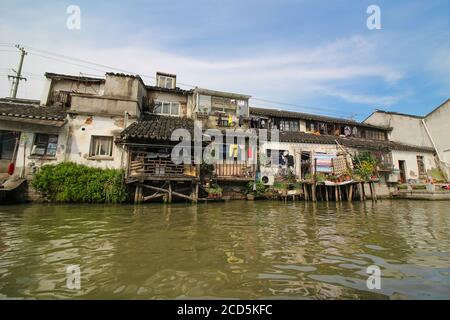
<box><xmin>0</xmin><ymin>200</ymin><xmax>449</xmax><ymax>299</ymax></box>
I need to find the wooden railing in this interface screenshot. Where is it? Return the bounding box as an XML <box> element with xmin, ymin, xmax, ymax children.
<box><xmin>214</xmin><ymin>161</ymin><xmax>256</xmax><ymax>179</ymax></box>
<box><xmin>128</xmin><ymin>152</ymin><xmax>198</xmax><ymax>179</ymax></box>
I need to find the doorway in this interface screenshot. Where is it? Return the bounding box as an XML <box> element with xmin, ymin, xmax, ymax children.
<box><xmin>0</xmin><ymin>130</ymin><xmax>20</xmax><ymax>174</ymax></box>
<box><xmin>301</xmin><ymin>151</ymin><xmax>311</xmax><ymax>180</ymax></box>
<box><xmin>398</xmin><ymin>160</ymin><xmax>406</xmax><ymax>183</ymax></box>
<box><xmin>416</xmin><ymin>156</ymin><xmax>426</xmax><ymax>180</ymax></box>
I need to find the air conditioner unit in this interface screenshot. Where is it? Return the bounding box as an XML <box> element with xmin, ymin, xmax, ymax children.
<box><xmin>260</xmin><ymin>175</ymin><xmax>275</xmax><ymax>186</ymax></box>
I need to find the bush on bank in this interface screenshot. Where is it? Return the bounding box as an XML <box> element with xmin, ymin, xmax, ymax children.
<box><xmin>31</xmin><ymin>162</ymin><xmax>129</xmax><ymax>203</ymax></box>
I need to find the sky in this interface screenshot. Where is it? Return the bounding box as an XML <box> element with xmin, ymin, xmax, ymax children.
<box><xmin>0</xmin><ymin>0</ymin><xmax>449</xmax><ymax>120</ymax></box>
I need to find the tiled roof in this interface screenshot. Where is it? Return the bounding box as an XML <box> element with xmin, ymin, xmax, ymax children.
<box><xmin>0</xmin><ymin>101</ymin><xmax>67</xmax><ymax>121</ymax></box>
<box><xmin>250</xmin><ymin>107</ymin><xmax>390</xmax><ymax>130</ymax></box>
<box><xmin>278</xmin><ymin>130</ymin><xmax>435</xmax><ymax>153</ymax></box>
<box><xmin>146</xmin><ymin>85</ymin><xmax>193</xmax><ymax>95</ymax></box>
<box><xmin>45</xmin><ymin>72</ymin><xmax>105</xmax><ymax>83</ymax></box>
<box><xmin>119</xmin><ymin>115</ymin><xmax>195</xmax><ymax>141</ymax></box>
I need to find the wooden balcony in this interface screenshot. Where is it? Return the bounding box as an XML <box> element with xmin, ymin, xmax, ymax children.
<box><xmin>127</xmin><ymin>151</ymin><xmax>199</xmax><ymax>182</ymax></box>
<box><xmin>213</xmin><ymin>160</ymin><xmax>256</xmax><ymax>181</ymax></box>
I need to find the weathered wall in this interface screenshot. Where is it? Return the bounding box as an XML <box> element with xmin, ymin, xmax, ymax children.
<box><xmin>364</xmin><ymin>112</ymin><xmax>433</xmax><ymax>148</ymax></box>
<box><xmin>44</xmin><ymin>78</ymin><xmax>105</xmax><ymax>105</ymax></box>
<box><xmin>70</xmin><ymin>95</ymin><xmax>138</xmax><ymax>116</ymax></box>
<box><xmin>0</xmin><ymin>119</ymin><xmax>68</xmax><ymax>177</ymax></box>
<box><xmin>391</xmin><ymin>150</ymin><xmax>436</xmax><ymax>181</ymax></box>
<box><xmin>147</xmin><ymin>91</ymin><xmax>189</xmax><ymax>117</ymax></box>
<box><xmin>65</xmin><ymin>114</ymin><xmax>134</xmax><ymax>169</ymax></box>
<box><xmin>424</xmin><ymin>100</ymin><xmax>450</xmax><ymax>179</ymax></box>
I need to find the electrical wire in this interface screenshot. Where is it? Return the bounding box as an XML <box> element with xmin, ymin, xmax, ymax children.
<box><xmin>3</xmin><ymin>44</ymin><xmax>363</xmax><ymax>119</ymax></box>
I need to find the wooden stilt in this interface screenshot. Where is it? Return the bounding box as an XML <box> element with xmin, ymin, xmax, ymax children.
<box><xmin>362</xmin><ymin>182</ymin><xmax>366</xmax><ymax>200</ymax></box>
<box><xmin>312</xmin><ymin>183</ymin><xmax>317</xmax><ymax>202</ymax></box>
<box><xmin>194</xmin><ymin>182</ymin><xmax>199</xmax><ymax>203</ymax></box>
<box><xmin>134</xmin><ymin>184</ymin><xmax>140</xmax><ymax>204</ymax></box>
<box><xmin>335</xmin><ymin>186</ymin><xmax>339</xmax><ymax>202</ymax></box>
<box><xmin>325</xmin><ymin>186</ymin><xmax>329</xmax><ymax>202</ymax></box>
<box><xmin>168</xmin><ymin>182</ymin><xmax>172</xmax><ymax>203</ymax></box>
<box><xmin>369</xmin><ymin>182</ymin><xmax>374</xmax><ymax>201</ymax></box>
<box><xmin>348</xmin><ymin>184</ymin><xmax>353</xmax><ymax>202</ymax></box>
<box><xmin>372</xmin><ymin>182</ymin><xmax>377</xmax><ymax>202</ymax></box>
<box><xmin>358</xmin><ymin>183</ymin><xmax>363</xmax><ymax>201</ymax></box>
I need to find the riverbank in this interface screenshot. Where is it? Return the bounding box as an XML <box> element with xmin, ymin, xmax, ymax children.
<box><xmin>1</xmin><ymin>200</ymin><xmax>449</xmax><ymax>299</ymax></box>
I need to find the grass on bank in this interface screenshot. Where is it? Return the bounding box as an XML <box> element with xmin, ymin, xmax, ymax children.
<box><xmin>31</xmin><ymin>162</ymin><xmax>130</xmax><ymax>203</ymax></box>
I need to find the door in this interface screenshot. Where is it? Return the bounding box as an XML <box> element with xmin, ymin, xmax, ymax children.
<box><xmin>0</xmin><ymin>131</ymin><xmax>20</xmax><ymax>174</ymax></box>
<box><xmin>301</xmin><ymin>151</ymin><xmax>311</xmax><ymax>180</ymax></box>
<box><xmin>416</xmin><ymin>156</ymin><xmax>426</xmax><ymax>180</ymax></box>
<box><xmin>398</xmin><ymin>160</ymin><xmax>406</xmax><ymax>183</ymax></box>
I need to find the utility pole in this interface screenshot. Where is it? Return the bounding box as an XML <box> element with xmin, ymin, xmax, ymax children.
<box><xmin>8</xmin><ymin>45</ymin><xmax>27</xmax><ymax>99</ymax></box>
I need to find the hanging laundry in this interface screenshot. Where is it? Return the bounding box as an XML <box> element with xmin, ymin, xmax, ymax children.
<box><xmin>239</xmin><ymin>115</ymin><xmax>243</xmax><ymax>127</ymax></box>
<box><xmin>228</xmin><ymin>144</ymin><xmax>238</xmax><ymax>158</ymax></box>
<box><xmin>287</xmin><ymin>155</ymin><xmax>294</xmax><ymax>167</ymax></box>
<box><xmin>228</xmin><ymin>114</ymin><xmax>232</xmax><ymax>126</ymax></box>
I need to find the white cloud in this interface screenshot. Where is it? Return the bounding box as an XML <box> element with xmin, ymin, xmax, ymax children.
<box><xmin>0</xmin><ymin>4</ymin><xmax>406</xmax><ymax>114</ymax></box>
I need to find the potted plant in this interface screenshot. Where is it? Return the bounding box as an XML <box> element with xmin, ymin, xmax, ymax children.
<box><xmin>206</xmin><ymin>184</ymin><xmax>223</xmax><ymax>199</ymax></box>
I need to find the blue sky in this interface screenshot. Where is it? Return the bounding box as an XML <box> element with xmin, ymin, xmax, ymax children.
<box><xmin>0</xmin><ymin>0</ymin><xmax>449</xmax><ymax>120</ymax></box>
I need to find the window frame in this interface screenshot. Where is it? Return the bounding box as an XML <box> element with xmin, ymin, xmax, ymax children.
<box><xmin>89</xmin><ymin>135</ymin><xmax>114</xmax><ymax>158</ymax></box>
<box><xmin>157</xmin><ymin>75</ymin><xmax>175</xmax><ymax>89</ymax></box>
<box><xmin>31</xmin><ymin>133</ymin><xmax>58</xmax><ymax>157</ymax></box>
<box><xmin>153</xmin><ymin>100</ymin><xmax>181</xmax><ymax>116</ymax></box>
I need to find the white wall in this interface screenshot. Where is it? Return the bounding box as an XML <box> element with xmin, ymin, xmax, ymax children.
<box><xmin>391</xmin><ymin>150</ymin><xmax>436</xmax><ymax>181</ymax></box>
<box><xmin>424</xmin><ymin>99</ymin><xmax>450</xmax><ymax>179</ymax></box>
<box><xmin>365</xmin><ymin>112</ymin><xmax>433</xmax><ymax>148</ymax></box>
<box><xmin>65</xmin><ymin>114</ymin><xmax>133</xmax><ymax>169</ymax></box>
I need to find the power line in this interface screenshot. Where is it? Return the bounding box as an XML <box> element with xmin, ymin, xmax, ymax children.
<box><xmin>16</xmin><ymin>44</ymin><xmax>359</xmax><ymax>118</ymax></box>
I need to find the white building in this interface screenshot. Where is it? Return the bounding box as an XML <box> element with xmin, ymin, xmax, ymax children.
<box><xmin>364</xmin><ymin>99</ymin><xmax>449</xmax><ymax>183</ymax></box>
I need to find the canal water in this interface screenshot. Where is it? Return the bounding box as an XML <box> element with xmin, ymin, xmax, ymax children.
<box><xmin>0</xmin><ymin>200</ymin><xmax>449</xmax><ymax>299</ymax></box>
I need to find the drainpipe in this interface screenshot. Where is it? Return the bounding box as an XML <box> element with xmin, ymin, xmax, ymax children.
<box><xmin>422</xmin><ymin>119</ymin><xmax>449</xmax><ymax>180</ymax></box>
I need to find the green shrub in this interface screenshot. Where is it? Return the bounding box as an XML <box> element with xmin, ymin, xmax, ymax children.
<box><xmin>31</xmin><ymin>162</ymin><xmax>129</xmax><ymax>203</ymax></box>
<box><xmin>246</xmin><ymin>181</ymin><xmax>267</xmax><ymax>196</ymax></box>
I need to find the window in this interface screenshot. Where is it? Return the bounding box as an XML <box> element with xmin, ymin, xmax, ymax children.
<box><xmin>154</xmin><ymin>101</ymin><xmax>180</xmax><ymax>116</ymax></box>
<box><xmin>89</xmin><ymin>136</ymin><xmax>113</xmax><ymax>157</ymax></box>
<box><xmin>278</xmin><ymin>120</ymin><xmax>299</xmax><ymax>131</ymax></box>
<box><xmin>366</xmin><ymin>130</ymin><xmax>386</xmax><ymax>141</ymax></box>
<box><xmin>31</xmin><ymin>134</ymin><xmax>58</xmax><ymax>157</ymax></box>
<box><xmin>157</xmin><ymin>75</ymin><xmax>175</xmax><ymax>89</ymax></box>
<box><xmin>199</xmin><ymin>95</ymin><xmax>212</xmax><ymax>114</ymax></box>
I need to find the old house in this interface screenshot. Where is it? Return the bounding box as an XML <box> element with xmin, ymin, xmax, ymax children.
<box><xmin>363</xmin><ymin>102</ymin><xmax>446</xmax><ymax>183</ymax></box>
<box><xmin>1</xmin><ymin>71</ymin><xmax>147</xmax><ymax>194</ymax></box>
<box><xmin>421</xmin><ymin>99</ymin><xmax>450</xmax><ymax>181</ymax></box>
<box><xmin>193</xmin><ymin>88</ymin><xmax>255</xmax><ymax>182</ymax></box>
<box><xmin>0</xmin><ymin>98</ymin><xmax>67</xmax><ymax>181</ymax></box>
<box><xmin>250</xmin><ymin>107</ymin><xmax>436</xmax><ymax>192</ymax></box>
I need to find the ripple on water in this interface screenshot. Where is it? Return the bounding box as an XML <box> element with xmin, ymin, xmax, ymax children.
<box><xmin>0</xmin><ymin>200</ymin><xmax>449</xmax><ymax>299</ymax></box>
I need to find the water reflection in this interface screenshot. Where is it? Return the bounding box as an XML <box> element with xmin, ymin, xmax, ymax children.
<box><xmin>0</xmin><ymin>200</ymin><xmax>449</xmax><ymax>299</ymax></box>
